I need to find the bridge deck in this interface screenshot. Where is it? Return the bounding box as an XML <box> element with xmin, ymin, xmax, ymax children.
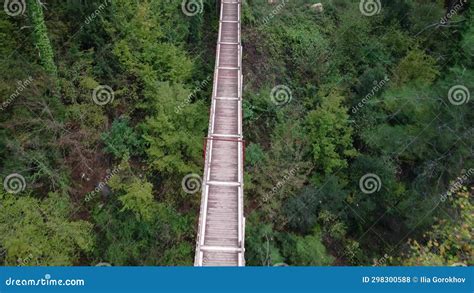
<box><xmin>194</xmin><ymin>0</ymin><xmax>245</xmax><ymax>266</ymax></box>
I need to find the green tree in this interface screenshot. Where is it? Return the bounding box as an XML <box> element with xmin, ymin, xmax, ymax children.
<box><xmin>285</xmin><ymin>176</ymin><xmax>348</xmax><ymax>234</ymax></box>
<box><xmin>245</xmin><ymin>213</ymin><xmax>284</xmax><ymax>266</ymax></box>
<box><xmin>393</xmin><ymin>48</ymin><xmax>439</xmax><ymax>87</ymax></box>
<box><xmin>101</xmin><ymin>118</ymin><xmax>143</xmax><ymax>159</ymax></box>
<box><xmin>306</xmin><ymin>94</ymin><xmax>357</xmax><ymax>175</ymax></box>
<box><xmin>92</xmin><ymin>159</ymin><xmax>194</xmax><ymax>265</ymax></box>
<box><xmin>117</xmin><ymin>179</ymin><xmax>155</xmax><ymax>222</ymax></box>
<box><xmin>27</xmin><ymin>0</ymin><xmax>58</xmax><ymax>78</ymax></box>
<box><xmin>142</xmin><ymin>82</ymin><xmax>207</xmax><ymax>175</ymax></box>
<box><xmin>0</xmin><ymin>191</ymin><xmax>93</xmax><ymax>266</ymax></box>
<box><xmin>400</xmin><ymin>186</ymin><xmax>473</xmax><ymax>266</ymax></box>
<box><xmin>286</xmin><ymin>229</ymin><xmax>334</xmax><ymax>266</ymax></box>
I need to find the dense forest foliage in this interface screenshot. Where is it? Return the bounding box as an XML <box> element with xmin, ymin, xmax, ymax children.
<box><xmin>0</xmin><ymin>0</ymin><xmax>472</xmax><ymax>266</ymax></box>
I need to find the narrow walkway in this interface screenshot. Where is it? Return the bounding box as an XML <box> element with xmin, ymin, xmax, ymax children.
<box><xmin>194</xmin><ymin>0</ymin><xmax>245</xmax><ymax>266</ymax></box>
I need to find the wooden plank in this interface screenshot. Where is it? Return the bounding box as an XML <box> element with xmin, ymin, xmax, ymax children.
<box><xmin>195</xmin><ymin>0</ymin><xmax>244</xmax><ymax>267</ymax></box>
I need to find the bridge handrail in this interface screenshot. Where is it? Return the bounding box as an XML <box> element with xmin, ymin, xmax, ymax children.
<box><xmin>195</xmin><ymin>0</ymin><xmax>244</xmax><ymax>266</ymax></box>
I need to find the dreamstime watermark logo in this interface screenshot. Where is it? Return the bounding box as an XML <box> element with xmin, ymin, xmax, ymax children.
<box><xmin>260</xmin><ymin>0</ymin><xmax>288</xmax><ymax>27</ymax></box>
<box><xmin>359</xmin><ymin>0</ymin><xmax>381</xmax><ymax>16</ymax></box>
<box><xmin>92</xmin><ymin>85</ymin><xmax>114</xmax><ymax>106</ymax></box>
<box><xmin>5</xmin><ymin>274</ymin><xmax>85</xmax><ymax>287</ymax></box>
<box><xmin>1</xmin><ymin>76</ymin><xmax>34</xmax><ymax>111</ymax></box>
<box><xmin>3</xmin><ymin>173</ymin><xmax>26</xmax><ymax>194</ymax></box>
<box><xmin>270</xmin><ymin>85</ymin><xmax>292</xmax><ymax>106</ymax></box>
<box><xmin>175</xmin><ymin>76</ymin><xmax>211</xmax><ymax>114</ymax></box>
<box><xmin>263</xmin><ymin>166</ymin><xmax>300</xmax><ymax>202</ymax></box>
<box><xmin>83</xmin><ymin>0</ymin><xmax>111</xmax><ymax>26</ymax></box>
<box><xmin>181</xmin><ymin>173</ymin><xmax>202</xmax><ymax>194</ymax></box>
<box><xmin>373</xmin><ymin>253</ymin><xmax>390</xmax><ymax>266</ymax></box>
<box><xmin>448</xmin><ymin>85</ymin><xmax>470</xmax><ymax>105</ymax></box>
<box><xmin>4</xmin><ymin>0</ymin><xmax>26</xmax><ymax>17</ymax></box>
<box><xmin>352</xmin><ymin>76</ymin><xmax>390</xmax><ymax>114</ymax></box>
<box><xmin>17</xmin><ymin>253</ymin><xmax>34</xmax><ymax>266</ymax></box>
<box><xmin>440</xmin><ymin>0</ymin><xmax>467</xmax><ymax>24</ymax></box>
<box><xmin>181</xmin><ymin>0</ymin><xmax>203</xmax><ymax>16</ymax></box>
<box><xmin>439</xmin><ymin>168</ymin><xmax>473</xmax><ymax>202</ymax></box>
<box><xmin>359</xmin><ymin>173</ymin><xmax>382</xmax><ymax>194</ymax></box>
<box><xmin>84</xmin><ymin>166</ymin><xmax>122</xmax><ymax>202</ymax></box>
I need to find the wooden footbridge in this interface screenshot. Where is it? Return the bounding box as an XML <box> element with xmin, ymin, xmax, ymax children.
<box><xmin>194</xmin><ymin>0</ymin><xmax>245</xmax><ymax>266</ymax></box>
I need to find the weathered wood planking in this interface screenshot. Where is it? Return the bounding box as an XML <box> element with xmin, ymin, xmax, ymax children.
<box><xmin>194</xmin><ymin>0</ymin><xmax>245</xmax><ymax>267</ymax></box>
